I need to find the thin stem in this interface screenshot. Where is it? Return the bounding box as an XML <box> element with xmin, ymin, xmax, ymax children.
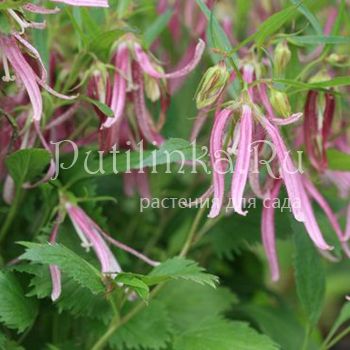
<box><xmin>179</xmin><ymin>206</ymin><xmax>207</xmax><ymax>257</ymax></box>
<box><xmin>301</xmin><ymin>323</ymin><xmax>311</xmax><ymax>350</ymax></box>
<box><xmin>323</xmin><ymin>325</ymin><xmax>350</xmax><ymax>350</ymax></box>
<box><xmin>0</xmin><ymin>188</ymin><xmax>22</xmax><ymax>243</ymax></box>
<box><xmin>91</xmin><ymin>285</ymin><xmax>162</xmax><ymax>350</ymax></box>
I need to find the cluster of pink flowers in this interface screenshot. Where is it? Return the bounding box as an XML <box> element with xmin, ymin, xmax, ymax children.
<box><xmin>1</xmin><ymin>0</ymin><xmax>349</xmax><ymax>296</ymax></box>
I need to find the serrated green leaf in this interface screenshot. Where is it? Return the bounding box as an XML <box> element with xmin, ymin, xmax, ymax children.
<box><xmin>173</xmin><ymin>318</ymin><xmax>279</xmax><ymax>350</ymax></box>
<box><xmin>239</xmin><ymin>305</ymin><xmax>319</xmax><ymax>350</ymax></box>
<box><xmin>145</xmin><ymin>257</ymin><xmax>218</xmax><ymax>288</ymax></box>
<box><xmin>19</xmin><ymin>242</ymin><xmax>105</xmax><ymax>294</ymax></box>
<box><xmin>292</xmin><ymin>220</ymin><xmax>326</xmax><ymax>325</ymax></box>
<box><xmin>115</xmin><ymin>273</ymin><xmax>150</xmax><ymax>301</ymax></box>
<box><xmin>109</xmin><ymin>300</ymin><xmax>172</xmax><ymax>350</ymax></box>
<box><xmin>157</xmin><ymin>281</ymin><xmax>237</xmax><ymax>332</ymax></box>
<box><xmin>143</xmin><ymin>9</ymin><xmax>173</xmax><ymax>48</ymax></box>
<box><xmin>5</xmin><ymin>149</ymin><xmax>51</xmax><ymax>186</ymax></box>
<box><xmin>0</xmin><ymin>271</ymin><xmax>37</xmax><ymax>333</ymax></box>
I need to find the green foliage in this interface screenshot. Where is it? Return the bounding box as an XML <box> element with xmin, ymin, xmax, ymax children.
<box><xmin>110</xmin><ymin>300</ymin><xmax>173</xmax><ymax>350</ymax></box>
<box><xmin>143</xmin><ymin>9</ymin><xmax>173</xmax><ymax>48</ymax></box>
<box><xmin>145</xmin><ymin>257</ymin><xmax>218</xmax><ymax>288</ymax></box>
<box><xmin>0</xmin><ymin>271</ymin><xmax>37</xmax><ymax>333</ymax></box>
<box><xmin>19</xmin><ymin>242</ymin><xmax>105</xmax><ymax>294</ymax></box>
<box><xmin>292</xmin><ymin>221</ymin><xmax>326</xmax><ymax>325</ymax></box>
<box><xmin>173</xmin><ymin>318</ymin><xmax>279</xmax><ymax>350</ymax></box>
<box><xmin>326</xmin><ymin>149</ymin><xmax>350</xmax><ymax>171</ymax></box>
<box><xmin>5</xmin><ymin>149</ymin><xmax>51</xmax><ymax>186</ymax></box>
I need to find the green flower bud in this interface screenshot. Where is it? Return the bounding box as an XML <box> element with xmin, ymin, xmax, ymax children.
<box><xmin>195</xmin><ymin>62</ymin><xmax>229</xmax><ymax>109</ymax></box>
<box><xmin>144</xmin><ymin>75</ymin><xmax>161</xmax><ymax>102</ymax></box>
<box><xmin>270</xmin><ymin>89</ymin><xmax>291</xmax><ymax>117</ymax></box>
<box><xmin>274</xmin><ymin>41</ymin><xmax>291</xmax><ymax>75</ymax></box>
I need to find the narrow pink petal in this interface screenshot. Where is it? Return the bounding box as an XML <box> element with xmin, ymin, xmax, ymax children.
<box><xmin>242</xmin><ymin>64</ymin><xmax>254</xmax><ymax>100</ymax></box>
<box><xmin>135</xmin><ymin>171</ymin><xmax>151</xmax><ymax>199</ymax></box>
<box><xmin>258</xmin><ymin>84</ymin><xmax>276</xmax><ymax>119</ymax></box>
<box><xmin>298</xmin><ymin>182</ymin><xmax>333</xmax><ymax>250</ymax></box>
<box><xmin>271</xmin><ymin>113</ymin><xmax>303</xmax><ymax>126</ymax></box>
<box><xmin>1</xmin><ymin>35</ymin><xmax>42</xmax><ymax>121</ymax></box>
<box><xmin>230</xmin><ymin>105</ymin><xmax>253</xmax><ymax>216</ymax></box>
<box><xmin>51</xmin><ymin>0</ymin><xmax>109</xmax><ymax>7</ymax></box>
<box><xmin>45</xmin><ymin>103</ymin><xmax>79</xmax><ymax>129</ymax></box>
<box><xmin>13</xmin><ymin>33</ymin><xmax>48</xmax><ymax>81</ymax></box>
<box><xmin>261</xmin><ymin>116</ymin><xmax>305</xmax><ymax>222</ymax></box>
<box><xmin>69</xmin><ymin>204</ymin><xmax>159</xmax><ymax>267</ymax></box>
<box><xmin>261</xmin><ymin>180</ymin><xmax>282</xmax><ymax>281</ymax></box>
<box><xmin>36</xmin><ymin>79</ymin><xmax>77</xmax><ymax>100</ymax></box>
<box><xmin>190</xmin><ymin>108</ymin><xmax>210</xmax><ymax>142</ymax></box>
<box><xmin>66</xmin><ymin>204</ymin><xmax>122</xmax><ymax>274</ymax></box>
<box><xmin>208</xmin><ymin>109</ymin><xmax>233</xmax><ymax>218</ymax></box>
<box><xmin>134</xmin><ymin>39</ymin><xmax>205</xmax><ymax>79</ymax></box>
<box><xmin>23</xmin><ymin>3</ymin><xmax>60</xmax><ymax>14</ymax></box>
<box><xmin>303</xmin><ymin>176</ymin><xmax>345</xmax><ymax>242</ymax></box>
<box><xmin>132</xmin><ymin>62</ymin><xmax>164</xmax><ymax>146</ymax></box>
<box><xmin>345</xmin><ymin>205</ymin><xmax>350</xmax><ymax>241</ymax></box>
<box><xmin>49</xmin><ymin>265</ymin><xmax>61</xmax><ymax>301</ymax></box>
<box><xmin>101</xmin><ymin>44</ymin><xmax>128</xmax><ymax>129</ymax></box>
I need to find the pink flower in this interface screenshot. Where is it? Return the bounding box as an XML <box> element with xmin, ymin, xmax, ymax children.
<box><xmin>261</xmin><ymin>180</ymin><xmax>282</xmax><ymax>282</ymax></box>
<box><xmin>230</xmin><ymin>105</ymin><xmax>253</xmax><ymax>216</ymax></box>
<box><xmin>0</xmin><ymin>34</ymin><xmax>75</xmax><ymax>122</ymax></box>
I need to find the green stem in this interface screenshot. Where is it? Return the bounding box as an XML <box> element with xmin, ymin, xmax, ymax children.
<box><xmin>323</xmin><ymin>325</ymin><xmax>350</xmax><ymax>350</ymax></box>
<box><xmin>179</xmin><ymin>206</ymin><xmax>206</xmax><ymax>257</ymax></box>
<box><xmin>91</xmin><ymin>285</ymin><xmax>162</xmax><ymax>350</ymax></box>
<box><xmin>301</xmin><ymin>324</ymin><xmax>311</xmax><ymax>350</ymax></box>
<box><xmin>0</xmin><ymin>188</ymin><xmax>22</xmax><ymax>244</ymax></box>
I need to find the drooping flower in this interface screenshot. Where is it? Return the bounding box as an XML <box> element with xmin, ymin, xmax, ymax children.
<box><xmin>48</xmin><ymin>200</ymin><xmax>159</xmax><ymax>301</ymax></box>
<box><xmin>261</xmin><ymin>179</ymin><xmax>282</xmax><ymax>282</ymax></box>
<box><xmin>304</xmin><ymin>90</ymin><xmax>336</xmax><ymax>172</ymax></box>
<box><xmin>0</xmin><ymin>34</ymin><xmax>75</xmax><ymax>122</ymax></box>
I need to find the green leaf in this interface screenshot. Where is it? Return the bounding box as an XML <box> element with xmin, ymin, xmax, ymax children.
<box><xmin>0</xmin><ymin>271</ymin><xmax>37</xmax><ymax>332</ymax></box>
<box><xmin>109</xmin><ymin>300</ymin><xmax>172</xmax><ymax>350</ymax></box>
<box><xmin>88</xmin><ymin>29</ymin><xmax>128</xmax><ymax>61</ymax></box>
<box><xmin>326</xmin><ymin>302</ymin><xmax>350</xmax><ymax>343</ymax></box>
<box><xmin>292</xmin><ymin>220</ymin><xmax>326</xmax><ymax>325</ymax></box>
<box><xmin>326</xmin><ymin>149</ymin><xmax>350</xmax><ymax>171</ymax></box>
<box><xmin>0</xmin><ymin>13</ymin><xmax>12</xmax><ymax>34</ymax></box>
<box><xmin>288</xmin><ymin>35</ymin><xmax>350</xmax><ymax>46</ymax></box>
<box><xmin>141</xmin><ymin>138</ymin><xmax>207</xmax><ymax>168</ymax></box>
<box><xmin>145</xmin><ymin>257</ymin><xmax>218</xmax><ymax>288</ymax></box>
<box><xmin>173</xmin><ymin>318</ymin><xmax>279</xmax><ymax>350</ymax></box>
<box><xmin>115</xmin><ymin>273</ymin><xmax>150</xmax><ymax>301</ymax></box>
<box><xmin>83</xmin><ymin>96</ymin><xmax>114</xmax><ymax>117</ymax></box>
<box><xmin>239</xmin><ymin>305</ymin><xmax>320</xmax><ymax>350</ymax></box>
<box><xmin>143</xmin><ymin>9</ymin><xmax>173</xmax><ymax>48</ymax></box>
<box><xmin>157</xmin><ymin>281</ymin><xmax>237</xmax><ymax>332</ymax></box>
<box><xmin>289</xmin><ymin>0</ymin><xmax>322</xmax><ymax>35</ymax></box>
<box><xmin>195</xmin><ymin>0</ymin><xmax>239</xmax><ymax>70</ymax></box>
<box><xmin>254</xmin><ymin>3</ymin><xmax>300</xmax><ymax>47</ymax></box>
<box><xmin>5</xmin><ymin>149</ymin><xmax>51</xmax><ymax>186</ymax></box>
<box><xmin>19</xmin><ymin>242</ymin><xmax>105</xmax><ymax>294</ymax></box>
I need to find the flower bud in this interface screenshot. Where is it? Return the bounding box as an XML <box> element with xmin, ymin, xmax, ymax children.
<box><xmin>274</xmin><ymin>41</ymin><xmax>291</xmax><ymax>75</ymax></box>
<box><xmin>326</xmin><ymin>53</ymin><xmax>348</xmax><ymax>65</ymax></box>
<box><xmin>195</xmin><ymin>62</ymin><xmax>229</xmax><ymax>109</ymax></box>
<box><xmin>144</xmin><ymin>75</ymin><xmax>161</xmax><ymax>102</ymax></box>
<box><xmin>270</xmin><ymin>89</ymin><xmax>291</xmax><ymax>117</ymax></box>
